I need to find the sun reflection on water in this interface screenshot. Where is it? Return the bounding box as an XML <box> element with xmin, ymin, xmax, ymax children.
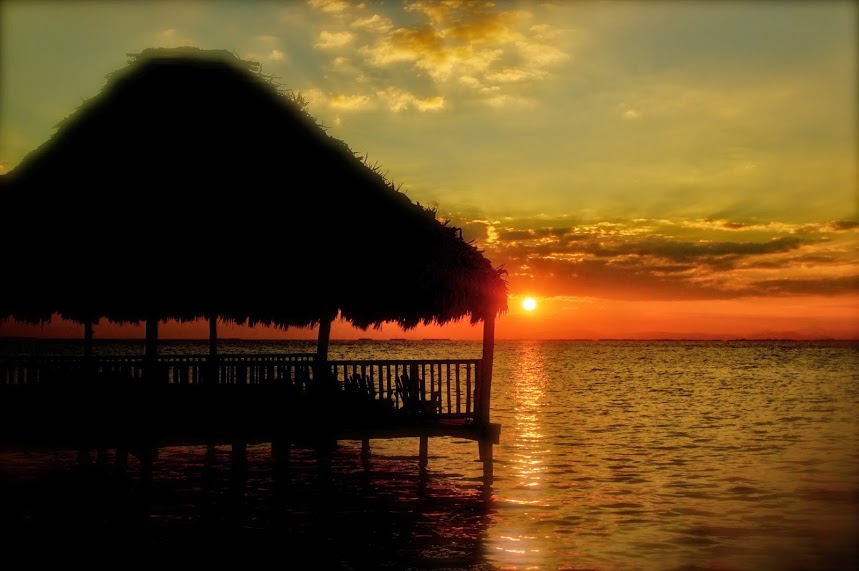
<box><xmin>487</xmin><ymin>341</ymin><xmax>552</xmax><ymax>568</ymax></box>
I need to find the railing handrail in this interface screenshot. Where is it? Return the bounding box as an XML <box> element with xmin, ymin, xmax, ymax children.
<box><xmin>328</xmin><ymin>358</ymin><xmax>480</xmax><ymax>365</ymax></box>
<box><xmin>0</xmin><ymin>353</ymin><xmax>318</xmax><ymax>363</ymax></box>
<box><xmin>0</xmin><ymin>355</ymin><xmax>479</xmax><ymax>366</ymax></box>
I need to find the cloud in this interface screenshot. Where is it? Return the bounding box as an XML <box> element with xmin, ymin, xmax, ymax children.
<box><xmin>472</xmin><ymin>216</ymin><xmax>859</xmax><ymax>301</ymax></box>
<box><xmin>681</xmin><ymin>219</ymin><xmax>817</xmax><ymax>234</ymax></box>
<box><xmin>329</xmin><ymin>93</ymin><xmax>374</xmax><ymax>110</ymax></box>
<box><xmin>376</xmin><ymin>87</ymin><xmax>444</xmax><ymax>112</ymax></box>
<box><xmin>829</xmin><ymin>220</ymin><xmax>859</xmax><ymax>231</ymax></box>
<box><xmin>315</xmin><ymin>30</ymin><xmax>354</xmax><ymax>49</ymax></box>
<box><xmin>307</xmin><ymin>0</ymin><xmax>569</xmax><ymax>110</ymax></box>
<box><xmin>751</xmin><ymin>276</ymin><xmax>859</xmax><ymax>296</ymax></box>
<box><xmin>308</xmin><ymin>0</ymin><xmax>350</xmax><ymax>15</ymax></box>
<box><xmin>352</xmin><ymin>14</ymin><xmax>394</xmax><ymax>33</ymax></box>
<box><xmin>484</xmin><ymin>67</ymin><xmax>545</xmax><ymax>84</ymax></box>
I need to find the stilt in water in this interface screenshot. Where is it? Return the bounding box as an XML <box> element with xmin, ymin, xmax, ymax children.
<box><xmin>207</xmin><ymin>315</ymin><xmax>218</xmax><ymax>384</ymax></box>
<box><xmin>144</xmin><ymin>316</ymin><xmax>159</xmax><ymax>384</ymax></box>
<box><xmin>419</xmin><ymin>435</ymin><xmax>429</xmax><ymax>470</ymax></box>
<box><xmin>78</xmin><ymin>320</ymin><xmax>96</xmax><ymax>471</ymax></box>
<box><xmin>82</xmin><ymin>320</ymin><xmax>95</xmax><ymax>381</ymax></box>
<box><xmin>361</xmin><ymin>438</ymin><xmax>371</xmax><ymax>459</ymax></box>
<box><xmin>479</xmin><ymin>440</ymin><xmax>494</xmax><ymax>479</ymax></box>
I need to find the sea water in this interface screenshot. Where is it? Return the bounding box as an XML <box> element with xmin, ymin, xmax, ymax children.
<box><xmin>1</xmin><ymin>339</ymin><xmax>857</xmax><ymax>570</ymax></box>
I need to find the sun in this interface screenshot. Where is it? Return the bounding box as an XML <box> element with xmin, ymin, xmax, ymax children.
<box><xmin>522</xmin><ymin>297</ymin><xmax>537</xmax><ymax>311</ymax></box>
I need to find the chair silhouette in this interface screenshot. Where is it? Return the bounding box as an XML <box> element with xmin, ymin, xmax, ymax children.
<box><xmin>395</xmin><ymin>371</ymin><xmax>441</xmax><ymax>418</ymax></box>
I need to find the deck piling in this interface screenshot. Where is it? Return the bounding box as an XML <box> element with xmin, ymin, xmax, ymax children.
<box><xmin>479</xmin><ymin>440</ymin><xmax>494</xmax><ymax>477</ymax></box>
<box><xmin>419</xmin><ymin>435</ymin><xmax>428</xmax><ymax>469</ymax></box>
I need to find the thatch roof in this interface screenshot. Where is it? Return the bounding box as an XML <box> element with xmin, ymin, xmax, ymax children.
<box><xmin>0</xmin><ymin>47</ymin><xmax>507</xmax><ymax>330</ymax></box>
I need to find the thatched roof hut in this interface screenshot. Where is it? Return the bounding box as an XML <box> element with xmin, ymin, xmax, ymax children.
<box><xmin>0</xmin><ymin>47</ymin><xmax>507</xmax><ymax>340</ymax></box>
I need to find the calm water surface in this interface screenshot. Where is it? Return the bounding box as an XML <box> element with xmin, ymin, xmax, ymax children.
<box><xmin>1</xmin><ymin>339</ymin><xmax>857</xmax><ymax>569</ymax></box>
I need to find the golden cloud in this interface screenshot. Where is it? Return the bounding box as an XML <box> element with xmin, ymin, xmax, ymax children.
<box><xmin>352</xmin><ymin>14</ymin><xmax>394</xmax><ymax>33</ymax></box>
<box><xmin>478</xmin><ymin>216</ymin><xmax>859</xmax><ymax>301</ymax></box>
<box><xmin>376</xmin><ymin>87</ymin><xmax>445</xmax><ymax>112</ymax></box>
<box><xmin>329</xmin><ymin>93</ymin><xmax>374</xmax><ymax>110</ymax></box>
<box><xmin>308</xmin><ymin>0</ymin><xmax>350</xmax><ymax>15</ymax></box>
<box><xmin>311</xmin><ymin>0</ymin><xmax>569</xmax><ymax>110</ymax></box>
<box><xmin>315</xmin><ymin>30</ymin><xmax>354</xmax><ymax>49</ymax></box>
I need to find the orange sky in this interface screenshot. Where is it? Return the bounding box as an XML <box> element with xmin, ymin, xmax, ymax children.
<box><xmin>2</xmin><ymin>292</ymin><xmax>857</xmax><ymax>341</ymax></box>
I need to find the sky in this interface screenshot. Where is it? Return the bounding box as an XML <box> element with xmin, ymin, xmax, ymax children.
<box><xmin>0</xmin><ymin>0</ymin><xmax>857</xmax><ymax>340</ymax></box>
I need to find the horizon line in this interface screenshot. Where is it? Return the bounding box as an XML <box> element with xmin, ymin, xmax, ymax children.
<box><xmin>1</xmin><ymin>336</ymin><xmax>856</xmax><ymax>342</ymax></box>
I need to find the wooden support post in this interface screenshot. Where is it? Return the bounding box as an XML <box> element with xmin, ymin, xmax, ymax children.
<box><xmin>79</xmin><ymin>320</ymin><xmax>96</xmax><ymax>466</ymax></box>
<box><xmin>208</xmin><ymin>315</ymin><xmax>218</xmax><ymax>384</ymax></box>
<box><xmin>83</xmin><ymin>320</ymin><xmax>94</xmax><ymax>360</ymax></box>
<box><xmin>478</xmin><ymin>312</ymin><xmax>496</xmax><ymax>424</ymax></box>
<box><xmin>209</xmin><ymin>315</ymin><xmax>217</xmax><ymax>358</ymax></box>
<box><xmin>82</xmin><ymin>319</ymin><xmax>95</xmax><ymax>387</ymax></box>
<box><xmin>145</xmin><ymin>317</ymin><xmax>159</xmax><ymax>384</ymax></box>
<box><xmin>361</xmin><ymin>438</ymin><xmax>371</xmax><ymax>459</ymax></box>
<box><xmin>316</xmin><ymin>316</ymin><xmax>332</xmax><ymax>362</ymax></box>
<box><xmin>315</xmin><ymin>314</ymin><xmax>334</xmax><ymax>387</ymax></box>
<box><xmin>419</xmin><ymin>435</ymin><xmax>429</xmax><ymax>469</ymax></box>
<box><xmin>479</xmin><ymin>440</ymin><xmax>494</xmax><ymax>477</ymax></box>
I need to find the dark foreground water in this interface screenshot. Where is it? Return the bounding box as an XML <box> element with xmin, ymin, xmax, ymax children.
<box><xmin>1</xmin><ymin>339</ymin><xmax>857</xmax><ymax>569</ymax></box>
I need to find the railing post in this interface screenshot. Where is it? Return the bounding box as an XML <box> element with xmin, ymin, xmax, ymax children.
<box><xmin>207</xmin><ymin>315</ymin><xmax>218</xmax><ymax>385</ymax></box>
<box><xmin>314</xmin><ymin>314</ymin><xmax>335</xmax><ymax>391</ymax></box>
<box><xmin>83</xmin><ymin>320</ymin><xmax>95</xmax><ymax>385</ymax></box>
<box><xmin>407</xmin><ymin>363</ymin><xmax>424</xmax><ymax>401</ymax></box>
<box><xmin>144</xmin><ymin>316</ymin><xmax>159</xmax><ymax>384</ymax></box>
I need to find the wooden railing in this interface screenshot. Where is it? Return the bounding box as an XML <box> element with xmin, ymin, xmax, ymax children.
<box><xmin>0</xmin><ymin>354</ymin><xmax>317</xmax><ymax>386</ymax></box>
<box><xmin>0</xmin><ymin>354</ymin><xmax>481</xmax><ymax>419</ymax></box>
<box><xmin>328</xmin><ymin>360</ymin><xmax>479</xmax><ymax>418</ymax></box>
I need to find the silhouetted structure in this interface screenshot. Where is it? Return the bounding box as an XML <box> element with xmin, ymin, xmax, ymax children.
<box><xmin>0</xmin><ymin>48</ymin><xmax>506</xmax><ymax>474</ymax></box>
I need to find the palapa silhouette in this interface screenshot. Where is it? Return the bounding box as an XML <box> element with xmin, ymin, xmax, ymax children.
<box><xmin>0</xmin><ymin>47</ymin><xmax>507</xmax><ymax>333</ymax></box>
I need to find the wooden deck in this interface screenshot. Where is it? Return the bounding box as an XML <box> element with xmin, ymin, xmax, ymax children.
<box><xmin>0</xmin><ymin>355</ymin><xmax>500</xmax><ymax>469</ymax></box>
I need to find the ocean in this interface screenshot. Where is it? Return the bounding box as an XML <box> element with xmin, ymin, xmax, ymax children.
<box><xmin>1</xmin><ymin>339</ymin><xmax>857</xmax><ymax>570</ymax></box>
